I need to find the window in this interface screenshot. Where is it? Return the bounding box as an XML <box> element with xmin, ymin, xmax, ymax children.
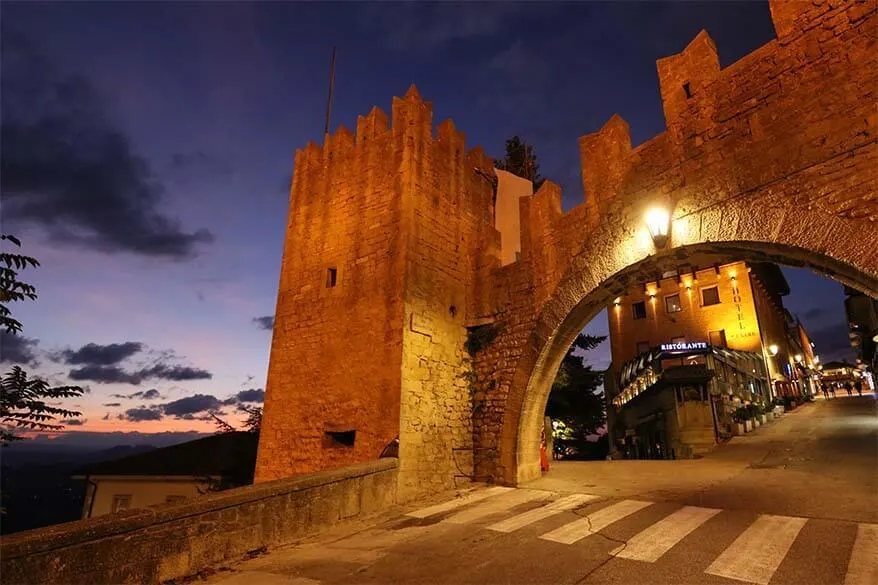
<box><xmin>165</xmin><ymin>495</ymin><xmax>186</xmax><ymax>504</ymax></box>
<box><xmin>683</xmin><ymin>82</ymin><xmax>692</xmax><ymax>99</ymax></box>
<box><xmin>671</xmin><ymin>336</ymin><xmax>686</xmax><ymax>344</ymax></box>
<box><xmin>326</xmin><ymin>267</ymin><xmax>338</xmax><ymax>288</ymax></box>
<box><xmin>325</xmin><ymin>429</ymin><xmax>356</xmax><ymax>448</ymax></box>
<box><xmin>632</xmin><ymin>301</ymin><xmax>647</xmax><ymax>320</ymax></box>
<box><xmin>111</xmin><ymin>495</ymin><xmax>132</xmax><ymax>513</ymax></box>
<box><xmin>665</xmin><ymin>294</ymin><xmax>682</xmax><ymax>313</ymax></box>
<box><xmin>709</xmin><ymin>329</ymin><xmax>727</xmax><ymax>348</ymax></box>
<box><xmin>702</xmin><ymin>286</ymin><xmax>720</xmax><ymax>306</ymax></box>
<box><xmin>636</xmin><ymin>341</ymin><xmax>650</xmax><ymax>355</ymax></box>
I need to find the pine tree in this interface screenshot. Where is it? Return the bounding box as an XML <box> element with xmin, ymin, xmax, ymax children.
<box><xmin>495</xmin><ymin>135</ymin><xmax>546</xmax><ymax>191</ymax></box>
<box><xmin>1</xmin><ymin>234</ymin><xmax>85</xmax><ymax>445</ymax></box>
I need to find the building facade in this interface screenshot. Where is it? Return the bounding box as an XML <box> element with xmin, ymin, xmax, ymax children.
<box><xmin>844</xmin><ymin>286</ymin><xmax>878</xmax><ymax>388</ymax></box>
<box><xmin>606</xmin><ymin>261</ymin><xmax>802</xmax><ymax>459</ymax></box>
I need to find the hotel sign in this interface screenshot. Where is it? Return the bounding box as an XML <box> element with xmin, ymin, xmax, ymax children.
<box><xmin>660</xmin><ymin>341</ymin><xmax>709</xmax><ymax>352</ymax></box>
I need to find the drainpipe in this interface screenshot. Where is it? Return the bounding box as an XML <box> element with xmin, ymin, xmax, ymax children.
<box><xmin>84</xmin><ymin>475</ymin><xmax>98</xmax><ymax>519</ymax></box>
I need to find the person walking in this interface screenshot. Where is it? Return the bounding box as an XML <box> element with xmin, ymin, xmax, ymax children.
<box><xmin>855</xmin><ymin>380</ymin><xmax>863</xmax><ymax>396</ymax></box>
<box><xmin>821</xmin><ymin>383</ymin><xmax>829</xmax><ymax>399</ymax></box>
<box><xmin>844</xmin><ymin>381</ymin><xmax>853</xmax><ymax>396</ymax></box>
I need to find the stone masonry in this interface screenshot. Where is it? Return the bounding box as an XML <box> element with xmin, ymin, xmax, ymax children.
<box><xmin>257</xmin><ymin>0</ymin><xmax>877</xmax><ymax>495</ymax></box>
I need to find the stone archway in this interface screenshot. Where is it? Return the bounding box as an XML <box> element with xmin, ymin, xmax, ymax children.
<box><xmin>504</xmin><ymin>236</ymin><xmax>878</xmax><ymax>486</ymax></box>
<box><xmin>470</xmin><ymin>0</ymin><xmax>877</xmax><ymax>485</ymax></box>
<box><xmin>257</xmin><ymin>0</ymin><xmax>875</xmax><ymax>498</ymax></box>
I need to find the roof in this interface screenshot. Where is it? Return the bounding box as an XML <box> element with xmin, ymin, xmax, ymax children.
<box><xmin>78</xmin><ymin>432</ymin><xmax>259</xmax><ymax>479</ymax></box>
<box><xmin>749</xmin><ymin>262</ymin><xmax>791</xmax><ymax>297</ymax></box>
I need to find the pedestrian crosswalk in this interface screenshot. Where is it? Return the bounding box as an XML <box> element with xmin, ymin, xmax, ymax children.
<box><xmin>406</xmin><ymin>487</ymin><xmax>877</xmax><ymax>585</ymax></box>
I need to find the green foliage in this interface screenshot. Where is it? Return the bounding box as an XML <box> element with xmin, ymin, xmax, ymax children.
<box><xmin>494</xmin><ymin>136</ymin><xmax>545</xmax><ymax>191</ymax></box>
<box><xmin>1</xmin><ymin>234</ymin><xmax>84</xmax><ymax>445</ymax></box>
<box><xmin>1</xmin><ymin>367</ymin><xmax>84</xmax><ymax>444</ymax></box>
<box><xmin>1</xmin><ymin>234</ymin><xmax>40</xmax><ymax>336</ymax></box>
<box><xmin>545</xmin><ymin>334</ymin><xmax>608</xmax><ymax>440</ymax></box>
<box><xmin>465</xmin><ymin>323</ymin><xmax>502</xmax><ymax>357</ymax></box>
<box><xmin>211</xmin><ymin>405</ymin><xmax>262</xmax><ymax>435</ymax></box>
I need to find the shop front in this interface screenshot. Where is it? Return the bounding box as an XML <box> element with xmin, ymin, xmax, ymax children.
<box><xmin>610</xmin><ymin>342</ymin><xmax>768</xmax><ymax>459</ymax></box>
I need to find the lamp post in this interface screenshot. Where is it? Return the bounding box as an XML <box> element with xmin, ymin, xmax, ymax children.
<box><xmin>645</xmin><ymin>207</ymin><xmax>670</xmax><ymax>249</ymax></box>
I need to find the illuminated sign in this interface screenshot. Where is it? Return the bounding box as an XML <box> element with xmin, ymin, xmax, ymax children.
<box><xmin>660</xmin><ymin>342</ymin><xmax>708</xmax><ymax>352</ymax></box>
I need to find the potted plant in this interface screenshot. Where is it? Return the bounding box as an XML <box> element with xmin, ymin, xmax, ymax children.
<box><xmin>758</xmin><ymin>403</ymin><xmax>768</xmax><ymax>425</ymax></box>
<box><xmin>731</xmin><ymin>407</ymin><xmax>748</xmax><ymax>436</ymax></box>
<box><xmin>746</xmin><ymin>403</ymin><xmax>759</xmax><ymax>428</ymax></box>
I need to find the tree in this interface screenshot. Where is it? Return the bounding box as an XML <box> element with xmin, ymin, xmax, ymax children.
<box><xmin>210</xmin><ymin>405</ymin><xmax>262</xmax><ymax>435</ymax></box>
<box><xmin>1</xmin><ymin>235</ymin><xmax>84</xmax><ymax>445</ymax></box>
<box><xmin>545</xmin><ymin>334</ymin><xmax>607</xmax><ymax>444</ymax></box>
<box><xmin>494</xmin><ymin>135</ymin><xmax>546</xmax><ymax>191</ymax></box>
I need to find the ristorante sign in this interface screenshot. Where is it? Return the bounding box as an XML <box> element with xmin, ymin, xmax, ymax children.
<box><xmin>660</xmin><ymin>341</ymin><xmax>709</xmax><ymax>352</ymax></box>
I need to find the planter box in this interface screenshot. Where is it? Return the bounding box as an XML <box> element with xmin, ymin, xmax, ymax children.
<box><xmin>745</xmin><ymin>420</ymin><xmax>753</xmax><ymax>432</ymax></box>
<box><xmin>760</xmin><ymin>414</ymin><xmax>767</xmax><ymax>424</ymax></box>
<box><xmin>733</xmin><ymin>423</ymin><xmax>746</xmax><ymax>436</ymax></box>
<box><xmin>766</xmin><ymin>412</ymin><xmax>774</xmax><ymax>422</ymax></box>
<box><xmin>753</xmin><ymin>419</ymin><xmax>760</xmax><ymax>428</ymax></box>
<box><xmin>790</xmin><ymin>401</ymin><xmax>797</xmax><ymax>409</ymax></box>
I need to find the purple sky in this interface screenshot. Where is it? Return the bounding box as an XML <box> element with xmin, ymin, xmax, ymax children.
<box><xmin>1</xmin><ymin>1</ymin><xmax>856</xmax><ymax>440</ymax></box>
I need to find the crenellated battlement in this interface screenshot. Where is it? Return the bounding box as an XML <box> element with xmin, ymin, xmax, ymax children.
<box><xmin>292</xmin><ymin>84</ymin><xmax>494</xmax><ymax>200</ymax></box>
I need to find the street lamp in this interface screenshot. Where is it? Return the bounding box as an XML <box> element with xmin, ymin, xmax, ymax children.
<box><xmin>794</xmin><ymin>354</ymin><xmax>802</xmax><ymax>363</ymax></box>
<box><xmin>768</xmin><ymin>344</ymin><xmax>779</xmax><ymax>356</ymax></box>
<box><xmin>645</xmin><ymin>207</ymin><xmax>670</xmax><ymax>249</ymax></box>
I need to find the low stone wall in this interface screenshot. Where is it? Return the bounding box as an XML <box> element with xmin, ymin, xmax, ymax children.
<box><xmin>0</xmin><ymin>458</ymin><xmax>398</xmax><ymax>585</ymax></box>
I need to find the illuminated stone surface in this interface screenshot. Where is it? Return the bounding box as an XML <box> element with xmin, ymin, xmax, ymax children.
<box><xmin>257</xmin><ymin>0</ymin><xmax>877</xmax><ymax>493</ymax></box>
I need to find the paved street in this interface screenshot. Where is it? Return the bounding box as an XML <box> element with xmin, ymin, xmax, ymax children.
<box><xmin>206</xmin><ymin>395</ymin><xmax>877</xmax><ymax>585</ymax></box>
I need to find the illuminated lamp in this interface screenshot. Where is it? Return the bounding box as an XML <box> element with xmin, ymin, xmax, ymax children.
<box><xmin>768</xmin><ymin>344</ymin><xmax>779</xmax><ymax>356</ymax></box>
<box><xmin>794</xmin><ymin>354</ymin><xmax>802</xmax><ymax>363</ymax></box>
<box><xmin>645</xmin><ymin>207</ymin><xmax>670</xmax><ymax>248</ymax></box>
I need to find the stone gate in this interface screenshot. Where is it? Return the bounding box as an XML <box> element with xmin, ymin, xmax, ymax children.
<box><xmin>255</xmin><ymin>0</ymin><xmax>877</xmax><ymax>496</ymax></box>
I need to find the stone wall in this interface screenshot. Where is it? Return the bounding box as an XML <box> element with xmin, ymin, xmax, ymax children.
<box><xmin>257</xmin><ymin>0</ymin><xmax>876</xmax><ymax>490</ymax></box>
<box><xmin>0</xmin><ymin>459</ymin><xmax>398</xmax><ymax>585</ymax></box>
<box><xmin>257</xmin><ymin>85</ymin><xmax>501</xmax><ymax>496</ymax></box>
<box><xmin>471</xmin><ymin>0</ymin><xmax>878</xmax><ymax>484</ymax></box>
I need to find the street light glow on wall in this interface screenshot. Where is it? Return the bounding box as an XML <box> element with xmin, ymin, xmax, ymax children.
<box><xmin>794</xmin><ymin>354</ymin><xmax>803</xmax><ymax>363</ymax></box>
<box><xmin>768</xmin><ymin>344</ymin><xmax>779</xmax><ymax>356</ymax></box>
<box><xmin>645</xmin><ymin>207</ymin><xmax>670</xmax><ymax>248</ymax></box>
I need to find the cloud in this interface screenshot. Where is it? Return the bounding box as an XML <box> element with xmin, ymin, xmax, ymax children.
<box><xmin>102</xmin><ymin>402</ymin><xmax>122</xmax><ymax>407</ymax></box>
<box><xmin>120</xmin><ymin>407</ymin><xmax>163</xmax><ymax>422</ymax></box>
<box><xmin>221</xmin><ymin>388</ymin><xmax>265</xmax><ymax>405</ymax></box>
<box><xmin>162</xmin><ymin>394</ymin><xmax>222</xmax><ymax>418</ymax></box>
<box><xmin>102</xmin><ymin>412</ymin><xmax>111</xmax><ymax>421</ymax></box>
<box><xmin>169</xmin><ymin>151</ymin><xmax>231</xmax><ymax>174</ymax></box>
<box><xmin>58</xmin><ymin>342</ymin><xmax>143</xmax><ymax>366</ymax></box>
<box><xmin>0</xmin><ymin>331</ymin><xmax>39</xmax><ymax>365</ymax></box>
<box><xmin>68</xmin><ymin>361</ymin><xmax>211</xmax><ymax>385</ymax></box>
<box><xmin>109</xmin><ymin>389</ymin><xmax>162</xmax><ymax>401</ymax></box>
<box><xmin>362</xmin><ymin>3</ymin><xmax>531</xmax><ymax>50</ymax></box>
<box><xmin>235</xmin><ymin>388</ymin><xmax>265</xmax><ymax>403</ymax></box>
<box><xmin>809</xmin><ymin>321</ymin><xmax>855</xmax><ymax>361</ymax></box>
<box><xmin>0</xmin><ymin>32</ymin><xmax>213</xmax><ymax>259</ymax></box>
<box><xmin>252</xmin><ymin>315</ymin><xmax>274</xmax><ymax>331</ymax></box>
<box><xmin>68</xmin><ymin>365</ymin><xmax>142</xmax><ymax>384</ymax></box>
<box><xmin>61</xmin><ymin>418</ymin><xmax>86</xmax><ymax>426</ymax></box>
<box><xmin>802</xmin><ymin>307</ymin><xmax>827</xmax><ymax>320</ymax></box>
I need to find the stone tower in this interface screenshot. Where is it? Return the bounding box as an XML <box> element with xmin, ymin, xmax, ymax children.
<box><xmin>254</xmin><ymin>86</ymin><xmax>502</xmax><ymax>496</ymax></box>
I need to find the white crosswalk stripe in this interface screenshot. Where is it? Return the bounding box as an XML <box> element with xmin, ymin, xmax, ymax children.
<box><xmin>844</xmin><ymin>523</ymin><xmax>878</xmax><ymax>585</ymax></box>
<box><xmin>705</xmin><ymin>514</ymin><xmax>807</xmax><ymax>585</ymax></box>
<box><xmin>445</xmin><ymin>488</ymin><xmax>553</xmax><ymax>524</ymax></box>
<box><xmin>487</xmin><ymin>493</ymin><xmax>600</xmax><ymax>533</ymax></box>
<box><xmin>611</xmin><ymin>505</ymin><xmax>721</xmax><ymax>563</ymax></box>
<box><xmin>405</xmin><ymin>486</ymin><xmax>512</xmax><ymax>519</ymax></box>
<box><xmin>539</xmin><ymin>499</ymin><xmax>653</xmax><ymax>545</ymax></box>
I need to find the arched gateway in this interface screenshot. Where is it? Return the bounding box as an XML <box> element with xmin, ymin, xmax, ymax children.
<box><xmin>255</xmin><ymin>0</ymin><xmax>877</xmax><ymax>497</ymax></box>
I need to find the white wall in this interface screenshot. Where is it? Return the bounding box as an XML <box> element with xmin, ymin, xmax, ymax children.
<box><xmin>86</xmin><ymin>477</ymin><xmax>208</xmax><ymax>518</ymax></box>
<box><xmin>494</xmin><ymin>169</ymin><xmax>532</xmax><ymax>266</ymax></box>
